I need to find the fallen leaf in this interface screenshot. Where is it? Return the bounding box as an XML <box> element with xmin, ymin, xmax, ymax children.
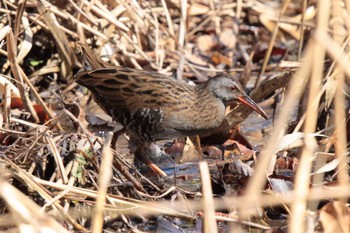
<box><xmin>181</xmin><ymin>137</ymin><xmax>202</xmax><ymax>162</ymax></box>
<box><xmin>312</xmin><ymin>159</ymin><xmax>339</xmax><ymax>175</ymax></box>
<box><xmin>274</xmin><ymin>132</ymin><xmax>326</xmax><ymax>153</ymax></box>
<box><xmin>211</xmin><ymin>51</ymin><xmax>231</xmax><ymax>67</ymax></box>
<box><xmin>268</xmin><ymin>177</ymin><xmax>294</xmax><ymax>193</ymax></box>
<box><xmin>219</xmin><ymin>28</ymin><xmax>237</xmax><ymax>49</ymax></box>
<box><xmin>196</xmin><ymin>34</ymin><xmax>217</xmax><ymax>52</ymax></box>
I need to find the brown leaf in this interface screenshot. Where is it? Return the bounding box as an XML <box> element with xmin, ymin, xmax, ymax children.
<box><xmin>219</xmin><ymin>28</ymin><xmax>237</xmax><ymax>49</ymax></box>
<box><xmin>181</xmin><ymin>137</ymin><xmax>202</xmax><ymax>162</ymax></box>
<box><xmin>211</xmin><ymin>51</ymin><xmax>231</xmax><ymax>67</ymax></box>
<box><xmin>223</xmin><ymin>139</ymin><xmax>254</xmax><ymax>161</ymax></box>
<box><xmin>202</xmin><ymin>145</ymin><xmax>222</xmax><ymax>159</ymax></box>
<box><xmin>196</xmin><ymin>35</ymin><xmax>217</xmax><ymax>53</ymax></box>
<box><xmin>276</xmin><ymin>157</ymin><xmax>287</xmax><ymax>169</ymax></box>
<box><xmin>9</xmin><ymin>97</ymin><xmax>50</xmax><ymax>123</ymax></box>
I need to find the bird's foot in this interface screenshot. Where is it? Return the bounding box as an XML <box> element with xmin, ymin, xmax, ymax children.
<box><xmin>134</xmin><ymin>142</ymin><xmax>170</xmax><ymax>177</ymax></box>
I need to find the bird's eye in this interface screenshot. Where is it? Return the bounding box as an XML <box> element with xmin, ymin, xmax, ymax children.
<box><xmin>229</xmin><ymin>85</ymin><xmax>236</xmax><ymax>91</ymax></box>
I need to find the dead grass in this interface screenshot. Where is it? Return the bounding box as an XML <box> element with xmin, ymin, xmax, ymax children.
<box><xmin>0</xmin><ymin>0</ymin><xmax>349</xmax><ymax>232</ymax></box>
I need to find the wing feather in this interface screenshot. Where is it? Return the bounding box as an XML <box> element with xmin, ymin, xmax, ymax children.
<box><xmin>75</xmin><ymin>67</ymin><xmax>195</xmax><ymax>112</ymax></box>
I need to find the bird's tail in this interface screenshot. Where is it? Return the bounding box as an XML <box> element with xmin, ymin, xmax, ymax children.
<box><xmin>76</xmin><ymin>42</ymin><xmax>113</xmax><ymax>70</ymax></box>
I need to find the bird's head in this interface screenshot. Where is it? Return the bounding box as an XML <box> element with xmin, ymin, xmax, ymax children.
<box><xmin>207</xmin><ymin>73</ymin><xmax>268</xmax><ymax>119</ymax></box>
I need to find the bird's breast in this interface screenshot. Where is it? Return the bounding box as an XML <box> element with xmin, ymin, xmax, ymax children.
<box><xmin>163</xmin><ymin>97</ymin><xmax>226</xmax><ymax>136</ymax></box>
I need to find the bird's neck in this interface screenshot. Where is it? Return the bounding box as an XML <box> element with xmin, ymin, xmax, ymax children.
<box><xmin>190</xmin><ymin>86</ymin><xmax>226</xmax><ymax>132</ymax></box>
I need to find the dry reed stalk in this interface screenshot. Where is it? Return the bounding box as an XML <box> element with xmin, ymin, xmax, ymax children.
<box><xmin>45</xmin><ymin>134</ymin><xmax>69</xmax><ymax>183</ymax></box>
<box><xmin>289</xmin><ymin>1</ymin><xmax>330</xmax><ymax>232</ymax></box>
<box><xmin>176</xmin><ymin>0</ymin><xmax>187</xmax><ymax>80</ymax></box>
<box><xmin>327</xmin><ymin>0</ymin><xmax>349</xmax><ymax>203</ymax></box>
<box><xmin>6</xmin><ymin>30</ymin><xmax>39</xmax><ymax>122</ymax></box>
<box><xmin>42</xmin><ymin>0</ymin><xmax>107</xmax><ymax>40</ymax></box>
<box><xmin>32</xmin><ymin>177</ymin><xmax>193</xmax><ymax>219</ymax></box>
<box><xmin>84</xmin><ymin>0</ymin><xmax>128</xmax><ymax>32</ymax></box>
<box><xmin>325</xmin><ymin>78</ymin><xmax>349</xmax><ymax>217</ymax></box>
<box><xmin>297</xmin><ymin>0</ymin><xmax>308</xmax><ymax>59</ymax></box>
<box><xmin>243</xmin><ymin>45</ymin><xmax>313</xmax><ymax>217</ymax></box>
<box><xmin>3</xmin><ymin>84</ymin><xmax>11</xmax><ymax>127</ymax></box>
<box><xmin>199</xmin><ymin>161</ymin><xmax>218</xmax><ymax>233</ymax></box>
<box><xmin>0</xmin><ymin>2</ymin><xmax>78</xmax><ymax>39</ymax></box>
<box><xmin>254</xmin><ymin>0</ymin><xmax>291</xmax><ymax>88</ymax></box>
<box><xmin>68</xmin><ymin>0</ymin><xmax>97</xmax><ymax>24</ymax></box>
<box><xmin>36</xmin><ymin>0</ymin><xmax>76</xmax><ymax>79</ymax></box>
<box><xmin>160</xmin><ymin>0</ymin><xmax>175</xmax><ymax>38</ymax></box>
<box><xmin>209</xmin><ymin>0</ymin><xmax>220</xmax><ymax>35</ymax></box>
<box><xmin>91</xmin><ymin>132</ymin><xmax>114</xmax><ymax>233</ymax></box>
<box><xmin>28</xmin><ymin>176</ymin><xmax>350</xmax><ymax>223</ymax></box>
<box><xmin>0</xmin><ymin>178</ymin><xmax>71</xmax><ymax>233</ymax></box>
<box><xmin>20</xmin><ymin>68</ymin><xmax>61</xmax><ymax>128</ymax></box>
<box><xmin>158</xmin><ymin>184</ymin><xmax>350</xmax><ymax>218</ymax></box>
<box><xmin>2</xmin><ymin>0</ymin><xmax>350</xmax><ymax>231</ymax></box>
<box><xmin>235</xmin><ymin>0</ymin><xmax>243</xmax><ymax>19</ymax></box>
<box><xmin>4</xmin><ymin>159</ymin><xmax>89</xmax><ymax>232</ymax></box>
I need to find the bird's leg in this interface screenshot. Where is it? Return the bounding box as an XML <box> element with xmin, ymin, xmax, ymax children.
<box><xmin>107</xmin><ymin>129</ymin><xmax>148</xmax><ymax>192</ymax></box>
<box><xmin>134</xmin><ymin>142</ymin><xmax>167</xmax><ymax>177</ymax></box>
<box><xmin>218</xmin><ymin>144</ymin><xmax>226</xmax><ymax>160</ymax></box>
<box><xmin>111</xmin><ymin>128</ymin><xmax>126</xmax><ymax>149</ymax></box>
<box><xmin>189</xmin><ymin>135</ymin><xmax>203</xmax><ymax>158</ymax></box>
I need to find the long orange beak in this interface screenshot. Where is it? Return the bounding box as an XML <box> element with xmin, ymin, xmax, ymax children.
<box><xmin>237</xmin><ymin>95</ymin><xmax>268</xmax><ymax>119</ymax></box>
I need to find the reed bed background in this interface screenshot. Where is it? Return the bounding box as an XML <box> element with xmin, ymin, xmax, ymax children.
<box><xmin>0</xmin><ymin>0</ymin><xmax>349</xmax><ymax>232</ymax></box>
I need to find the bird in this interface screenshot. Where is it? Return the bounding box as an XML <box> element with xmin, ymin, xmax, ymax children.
<box><xmin>75</xmin><ymin>43</ymin><xmax>267</xmax><ymax>175</ymax></box>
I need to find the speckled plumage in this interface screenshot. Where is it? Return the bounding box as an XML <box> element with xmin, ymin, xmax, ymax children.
<box><xmin>75</xmin><ymin>43</ymin><xmax>267</xmax><ymax>141</ymax></box>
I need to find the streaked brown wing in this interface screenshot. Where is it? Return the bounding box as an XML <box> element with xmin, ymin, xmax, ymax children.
<box><xmin>75</xmin><ymin>67</ymin><xmax>194</xmax><ymax>112</ymax></box>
